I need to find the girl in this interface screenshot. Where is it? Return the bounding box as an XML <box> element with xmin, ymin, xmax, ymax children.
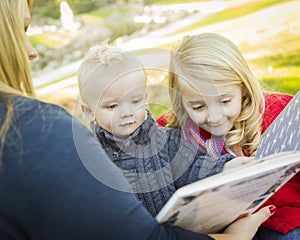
<box><xmin>157</xmin><ymin>33</ymin><xmax>300</xmax><ymax>239</ymax></box>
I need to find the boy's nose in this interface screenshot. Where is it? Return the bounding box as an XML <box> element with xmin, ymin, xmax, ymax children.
<box><xmin>120</xmin><ymin>107</ymin><xmax>134</xmax><ymax>118</ymax></box>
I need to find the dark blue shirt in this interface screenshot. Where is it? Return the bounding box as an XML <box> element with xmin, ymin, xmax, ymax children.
<box><xmin>0</xmin><ymin>95</ymin><xmax>214</xmax><ymax>240</ymax></box>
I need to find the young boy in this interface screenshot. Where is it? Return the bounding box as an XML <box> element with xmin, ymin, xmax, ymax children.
<box><xmin>77</xmin><ymin>44</ymin><xmax>234</xmax><ymax>216</ymax></box>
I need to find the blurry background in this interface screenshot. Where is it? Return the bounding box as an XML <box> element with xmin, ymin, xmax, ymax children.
<box><xmin>30</xmin><ymin>0</ymin><xmax>300</xmax><ymax>119</ymax></box>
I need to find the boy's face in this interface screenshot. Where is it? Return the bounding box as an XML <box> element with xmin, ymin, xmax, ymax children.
<box><xmin>87</xmin><ymin>67</ymin><xmax>147</xmax><ymax>139</ymax></box>
<box><xmin>180</xmin><ymin>79</ymin><xmax>243</xmax><ymax>136</ymax></box>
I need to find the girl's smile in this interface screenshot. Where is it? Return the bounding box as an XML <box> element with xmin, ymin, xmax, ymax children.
<box><xmin>180</xmin><ymin>81</ymin><xmax>243</xmax><ymax>136</ymax></box>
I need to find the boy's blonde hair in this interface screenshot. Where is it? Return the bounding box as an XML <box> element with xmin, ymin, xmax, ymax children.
<box><xmin>168</xmin><ymin>33</ymin><xmax>264</xmax><ymax>156</ymax></box>
<box><xmin>77</xmin><ymin>44</ymin><xmax>144</xmax><ymax>109</ymax></box>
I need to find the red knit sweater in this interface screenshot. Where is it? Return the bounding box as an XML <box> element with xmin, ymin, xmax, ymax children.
<box><xmin>157</xmin><ymin>93</ymin><xmax>299</xmax><ymax>233</ymax></box>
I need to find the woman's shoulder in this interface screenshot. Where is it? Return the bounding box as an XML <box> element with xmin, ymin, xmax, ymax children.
<box><xmin>10</xmin><ymin>94</ymin><xmax>71</xmax><ymax>121</ymax></box>
<box><xmin>3</xmin><ymin>94</ymin><xmax>78</xmax><ymax>147</ymax></box>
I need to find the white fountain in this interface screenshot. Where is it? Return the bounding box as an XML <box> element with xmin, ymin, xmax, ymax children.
<box><xmin>60</xmin><ymin>1</ymin><xmax>80</xmax><ymax>31</ymax></box>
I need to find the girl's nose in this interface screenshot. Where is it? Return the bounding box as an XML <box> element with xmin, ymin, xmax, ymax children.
<box><xmin>206</xmin><ymin>110</ymin><xmax>223</xmax><ymax>124</ymax></box>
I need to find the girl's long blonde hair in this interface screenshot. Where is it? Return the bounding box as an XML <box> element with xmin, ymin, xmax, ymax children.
<box><xmin>0</xmin><ymin>0</ymin><xmax>34</xmax><ymax>159</ymax></box>
<box><xmin>168</xmin><ymin>33</ymin><xmax>264</xmax><ymax>156</ymax></box>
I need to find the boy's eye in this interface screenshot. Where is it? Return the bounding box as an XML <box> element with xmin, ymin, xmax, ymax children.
<box><xmin>132</xmin><ymin>99</ymin><xmax>142</xmax><ymax>104</ymax></box>
<box><xmin>107</xmin><ymin>104</ymin><xmax>118</xmax><ymax>109</ymax></box>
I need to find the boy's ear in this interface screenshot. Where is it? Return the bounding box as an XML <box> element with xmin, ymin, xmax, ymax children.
<box><xmin>81</xmin><ymin>105</ymin><xmax>95</xmax><ymax>121</ymax></box>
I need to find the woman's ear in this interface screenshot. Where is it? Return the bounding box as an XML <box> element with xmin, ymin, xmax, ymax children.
<box><xmin>81</xmin><ymin>104</ymin><xmax>95</xmax><ymax>121</ymax></box>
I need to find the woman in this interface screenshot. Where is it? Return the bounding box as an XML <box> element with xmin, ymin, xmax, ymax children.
<box><xmin>0</xmin><ymin>0</ymin><xmax>273</xmax><ymax>239</ymax></box>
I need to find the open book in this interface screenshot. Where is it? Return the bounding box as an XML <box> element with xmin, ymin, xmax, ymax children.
<box><xmin>156</xmin><ymin>91</ymin><xmax>300</xmax><ymax>234</ymax></box>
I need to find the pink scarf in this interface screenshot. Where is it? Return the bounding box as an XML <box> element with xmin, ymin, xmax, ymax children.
<box><xmin>185</xmin><ymin>119</ymin><xmax>244</xmax><ymax>158</ymax></box>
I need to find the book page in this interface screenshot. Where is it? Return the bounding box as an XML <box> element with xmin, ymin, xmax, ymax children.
<box><xmin>256</xmin><ymin>91</ymin><xmax>300</xmax><ymax>159</ymax></box>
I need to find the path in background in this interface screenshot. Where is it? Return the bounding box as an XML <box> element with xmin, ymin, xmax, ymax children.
<box><xmin>34</xmin><ymin>1</ymin><xmax>226</xmax><ymax>88</ymax></box>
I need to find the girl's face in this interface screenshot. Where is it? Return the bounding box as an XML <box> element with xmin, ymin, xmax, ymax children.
<box><xmin>180</xmin><ymin>79</ymin><xmax>243</xmax><ymax>136</ymax></box>
<box><xmin>24</xmin><ymin>2</ymin><xmax>37</xmax><ymax>60</ymax></box>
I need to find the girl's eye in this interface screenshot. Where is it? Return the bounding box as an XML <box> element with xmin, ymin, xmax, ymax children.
<box><xmin>192</xmin><ymin>105</ymin><xmax>204</xmax><ymax>111</ymax></box>
<box><xmin>221</xmin><ymin>98</ymin><xmax>232</xmax><ymax>104</ymax></box>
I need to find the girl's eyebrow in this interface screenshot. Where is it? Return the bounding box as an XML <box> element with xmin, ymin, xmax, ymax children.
<box><xmin>187</xmin><ymin>100</ymin><xmax>204</xmax><ymax>104</ymax></box>
<box><xmin>220</xmin><ymin>93</ymin><xmax>234</xmax><ymax>97</ymax></box>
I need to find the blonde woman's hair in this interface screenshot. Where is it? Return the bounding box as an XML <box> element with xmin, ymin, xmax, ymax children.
<box><xmin>0</xmin><ymin>0</ymin><xmax>34</xmax><ymax>160</ymax></box>
<box><xmin>77</xmin><ymin>43</ymin><xmax>144</xmax><ymax>108</ymax></box>
<box><xmin>168</xmin><ymin>33</ymin><xmax>264</xmax><ymax>156</ymax></box>
<box><xmin>0</xmin><ymin>0</ymin><xmax>34</xmax><ymax>96</ymax></box>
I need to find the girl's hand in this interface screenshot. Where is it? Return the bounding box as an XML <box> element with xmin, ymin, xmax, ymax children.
<box><xmin>223</xmin><ymin>157</ymin><xmax>254</xmax><ymax>171</ymax></box>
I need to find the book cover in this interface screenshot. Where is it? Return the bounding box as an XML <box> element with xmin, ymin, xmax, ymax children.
<box><xmin>256</xmin><ymin>90</ymin><xmax>300</xmax><ymax>159</ymax></box>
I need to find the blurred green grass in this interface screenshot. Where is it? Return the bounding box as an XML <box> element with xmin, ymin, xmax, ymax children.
<box><xmin>173</xmin><ymin>0</ymin><xmax>285</xmax><ymax>34</ymax></box>
<box><xmin>260</xmin><ymin>75</ymin><xmax>300</xmax><ymax>96</ymax></box>
<box><xmin>85</xmin><ymin>5</ymin><xmax>134</xmax><ymax>19</ymax></box>
<box><xmin>154</xmin><ymin>0</ymin><xmax>206</xmax><ymax>4</ymax></box>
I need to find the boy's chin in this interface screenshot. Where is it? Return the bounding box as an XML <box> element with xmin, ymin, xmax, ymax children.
<box><xmin>116</xmin><ymin>130</ymin><xmax>136</xmax><ymax>139</ymax></box>
<box><xmin>116</xmin><ymin>134</ymin><xmax>131</xmax><ymax>139</ymax></box>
